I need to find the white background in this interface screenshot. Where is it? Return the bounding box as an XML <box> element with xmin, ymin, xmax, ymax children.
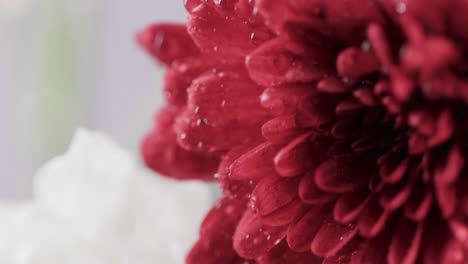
<box><xmin>0</xmin><ymin>0</ymin><xmax>186</xmax><ymax>198</ymax></box>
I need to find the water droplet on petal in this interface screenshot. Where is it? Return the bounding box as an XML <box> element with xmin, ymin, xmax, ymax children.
<box><xmin>396</xmin><ymin>2</ymin><xmax>407</xmax><ymax>14</ymax></box>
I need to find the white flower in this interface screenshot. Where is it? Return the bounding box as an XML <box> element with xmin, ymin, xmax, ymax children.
<box><xmin>0</xmin><ymin>128</ymin><xmax>213</xmax><ymax>264</ymax></box>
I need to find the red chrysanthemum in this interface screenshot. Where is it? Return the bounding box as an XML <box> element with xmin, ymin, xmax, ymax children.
<box><xmin>139</xmin><ymin>0</ymin><xmax>468</xmax><ymax>263</ymax></box>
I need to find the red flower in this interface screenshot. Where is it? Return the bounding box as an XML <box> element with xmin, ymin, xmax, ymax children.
<box><xmin>139</xmin><ymin>0</ymin><xmax>468</xmax><ymax>263</ymax></box>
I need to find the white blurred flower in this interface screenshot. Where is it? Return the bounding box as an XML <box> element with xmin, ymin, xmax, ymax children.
<box><xmin>0</xmin><ymin>128</ymin><xmax>213</xmax><ymax>264</ymax></box>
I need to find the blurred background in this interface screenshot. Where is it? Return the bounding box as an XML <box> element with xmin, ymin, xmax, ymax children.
<box><xmin>0</xmin><ymin>0</ymin><xmax>185</xmax><ymax>199</ymax></box>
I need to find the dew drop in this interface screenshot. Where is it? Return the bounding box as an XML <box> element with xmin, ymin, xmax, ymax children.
<box><xmin>213</xmin><ymin>173</ymin><xmax>220</xmax><ymax>179</ymax></box>
<box><xmin>252</xmin><ymin>6</ymin><xmax>258</xmax><ymax>16</ymax></box>
<box><xmin>361</xmin><ymin>41</ymin><xmax>371</xmax><ymax>51</ymax></box>
<box><xmin>180</xmin><ymin>133</ymin><xmax>187</xmax><ymax>139</ymax></box>
<box><xmin>221</xmin><ymin>100</ymin><xmax>226</xmax><ymax>107</ymax></box>
<box><xmin>203</xmin><ymin>118</ymin><xmax>210</xmax><ymax>125</ymax></box>
<box><xmin>197</xmin><ymin>141</ymin><xmax>204</xmax><ymax>148</ymax></box>
<box><xmin>245</xmin><ymin>234</ymin><xmax>250</xmax><ymax>240</ymax></box>
<box><xmin>196</xmin><ymin>119</ymin><xmax>202</xmax><ymax>126</ymax></box>
<box><xmin>396</xmin><ymin>2</ymin><xmax>407</xmax><ymax>14</ymax></box>
<box><xmin>154</xmin><ymin>32</ymin><xmax>165</xmax><ymax>51</ymax></box>
<box><xmin>213</xmin><ymin>0</ymin><xmax>222</xmax><ymax>5</ymax></box>
<box><xmin>194</xmin><ymin>106</ymin><xmax>200</xmax><ymax>114</ymax></box>
<box><xmin>266</xmin><ymin>235</ymin><xmax>271</xmax><ymax>240</ymax></box>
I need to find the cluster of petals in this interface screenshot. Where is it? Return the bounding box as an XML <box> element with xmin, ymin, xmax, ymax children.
<box><xmin>139</xmin><ymin>0</ymin><xmax>468</xmax><ymax>263</ymax></box>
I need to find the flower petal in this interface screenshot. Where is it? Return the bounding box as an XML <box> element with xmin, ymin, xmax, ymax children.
<box><xmin>358</xmin><ymin>198</ymin><xmax>391</xmax><ymax>238</ymax></box>
<box><xmin>262</xmin><ymin>115</ymin><xmax>306</xmax><ymax>144</ymax></box>
<box><xmin>229</xmin><ymin>143</ymin><xmax>279</xmax><ymax>181</ymax></box>
<box><xmin>142</xmin><ymin>106</ymin><xmax>220</xmax><ymax>180</ymax></box>
<box><xmin>246</xmin><ymin>38</ymin><xmax>332</xmax><ymax>87</ymax></box>
<box><xmin>311</xmin><ymin>217</ymin><xmax>358</xmax><ymax>257</ymax></box>
<box><xmin>274</xmin><ymin>133</ymin><xmax>323</xmax><ymax>177</ymax></box>
<box><xmin>251</xmin><ymin>177</ymin><xmax>300</xmax><ymax>217</ymax></box>
<box><xmin>286</xmin><ymin>206</ymin><xmax>328</xmax><ymax>252</ymax></box>
<box><xmin>299</xmin><ymin>172</ymin><xmax>338</xmax><ymax>205</ymax></box>
<box><xmin>187</xmin><ymin>3</ymin><xmax>271</xmax><ymax>59</ymax></box>
<box><xmin>174</xmin><ymin>70</ymin><xmax>269</xmax><ymax>152</ymax></box>
<box><xmin>188</xmin><ymin>196</ymin><xmax>247</xmax><ymax>264</ymax></box>
<box><xmin>233</xmin><ymin>210</ymin><xmax>287</xmax><ymax>259</ymax></box>
<box><xmin>334</xmin><ymin>187</ymin><xmax>371</xmax><ymax>223</ymax></box>
<box><xmin>388</xmin><ymin>219</ymin><xmax>423</xmax><ymax>264</ymax></box>
<box><xmin>137</xmin><ymin>24</ymin><xmax>199</xmax><ymax>65</ymax></box>
<box><xmin>315</xmin><ymin>156</ymin><xmax>371</xmax><ymax>193</ymax></box>
<box><xmin>257</xmin><ymin>240</ymin><xmax>322</xmax><ymax>264</ymax></box>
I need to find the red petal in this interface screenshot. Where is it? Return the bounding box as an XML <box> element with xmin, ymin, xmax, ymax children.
<box><xmin>246</xmin><ymin>38</ymin><xmax>331</xmax><ymax>87</ymax></box>
<box><xmin>335</xmin><ymin>98</ymin><xmax>365</xmax><ymax>116</ymax></box>
<box><xmin>296</xmin><ymin>91</ymin><xmax>340</xmax><ymax>128</ymax></box>
<box><xmin>379</xmin><ymin>179</ymin><xmax>414</xmax><ymax>210</ymax></box>
<box><xmin>229</xmin><ymin>143</ymin><xmax>279</xmax><ymax>181</ymax></box>
<box><xmin>188</xmin><ymin>3</ymin><xmax>271</xmax><ymax>59</ymax></box>
<box><xmin>404</xmin><ymin>187</ymin><xmax>433</xmax><ymax>221</ymax></box>
<box><xmin>174</xmin><ymin>70</ymin><xmax>268</xmax><ymax>152</ymax></box>
<box><xmin>434</xmin><ymin>179</ymin><xmax>457</xmax><ymax>218</ymax></box>
<box><xmin>233</xmin><ymin>210</ymin><xmax>287</xmax><ymax>259</ymax></box>
<box><xmin>188</xmin><ymin>196</ymin><xmax>247</xmax><ymax>264</ymax></box>
<box><xmin>323</xmin><ymin>239</ymin><xmax>361</xmax><ymax>264</ymax></box>
<box><xmin>334</xmin><ymin>188</ymin><xmax>371</xmax><ymax>223</ymax></box>
<box><xmin>424</xmin><ymin>236</ymin><xmax>467</xmax><ymax>264</ymax></box>
<box><xmin>336</xmin><ymin>47</ymin><xmax>380</xmax><ymax>82</ymax></box>
<box><xmin>287</xmin><ymin>206</ymin><xmax>328</xmax><ymax>252</ymax></box>
<box><xmin>299</xmin><ymin>172</ymin><xmax>338</xmax><ymax>204</ymax></box>
<box><xmin>331</xmin><ymin>115</ymin><xmax>362</xmax><ymax>138</ymax></box>
<box><xmin>434</xmin><ymin>145</ymin><xmax>464</xmax><ymax>184</ymax></box>
<box><xmin>358</xmin><ymin>198</ymin><xmax>391</xmax><ymax>237</ymax></box>
<box><xmin>260</xmin><ymin>85</ymin><xmax>313</xmax><ymax>115</ymax></box>
<box><xmin>262</xmin><ymin>115</ymin><xmax>306</xmax><ymax>144</ymax></box>
<box><xmin>388</xmin><ymin>220</ymin><xmax>423</xmax><ymax>264</ymax></box>
<box><xmin>288</xmin><ymin>0</ymin><xmax>385</xmax><ymax>43</ymax></box>
<box><xmin>252</xmin><ymin>177</ymin><xmax>299</xmax><ymax>217</ymax></box>
<box><xmin>142</xmin><ymin>107</ymin><xmax>220</xmax><ymax>180</ymax></box>
<box><xmin>274</xmin><ymin>133</ymin><xmax>318</xmax><ymax>177</ymax></box>
<box><xmin>317</xmin><ymin>77</ymin><xmax>352</xmax><ymax>94</ymax></box>
<box><xmin>260</xmin><ymin>200</ymin><xmax>306</xmax><ymax>227</ymax></box>
<box><xmin>350</xmin><ymin>231</ymin><xmax>391</xmax><ymax>264</ymax></box>
<box><xmin>315</xmin><ymin>157</ymin><xmax>370</xmax><ymax>193</ymax></box>
<box><xmin>449</xmin><ymin>218</ymin><xmax>468</xmax><ymax>248</ymax></box>
<box><xmin>257</xmin><ymin>240</ymin><xmax>322</xmax><ymax>264</ymax></box>
<box><xmin>380</xmin><ymin>158</ymin><xmax>410</xmax><ymax>184</ymax></box>
<box><xmin>311</xmin><ymin>217</ymin><xmax>357</xmax><ymax>257</ymax></box>
<box><xmin>219</xmin><ymin>143</ymin><xmax>259</xmax><ymax>196</ymax></box>
<box><xmin>136</xmin><ymin>24</ymin><xmax>199</xmax><ymax>65</ymax></box>
<box><xmin>162</xmin><ymin>57</ymin><xmax>216</xmax><ymax>106</ymax></box>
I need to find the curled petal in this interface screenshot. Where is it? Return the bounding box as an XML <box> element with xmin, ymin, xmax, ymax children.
<box><xmin>299</xmin><ymin>172</ymin><xmax>338</xmax><ymax>205</ymax></box>
<box><xmin>247</xmin><ymin>38</ymin><xmax>332</xmax><ymax>87</ymax></box>
<box><xmin>137</xmin><ymin>23</ymin><xmax>199</xmax><ymax>65</ymax></box>
<box><xmin>188</xmin><ymin>196</ymin><xmax>247</xmax><ymax>264</ymax></box>
<box><xmin>188</xmin><ymin>3</ymin><xmax>272</xmax><ymax>59</ymax></box>
<box><xmin>233</xmin><ymin>210</ymin><xmax>287</xmax><ymax>259</ymax></box>
<box><xmin>142</xmin><ymin>107</ymin><xmax>220</xmax><ymax>180</ymax></box>
<box><xmin>388</xmin><ymin>219</ymin><xmax>423</xmax><ymax>264</ymax></box>
<box><xmin>311</xmin><ymin>216</ymin><xmax>358</xmax><ymax>257</ymax></box>
<box><xmin>287</xmin><ymin>206</ymin><xmax>328</xmax><ymax>252</ymax></box>
<box><xmin>315</xmin><ymin>156</ymin><xmax>372</xmax><ymax>193</ymax></box>
<box><xmin>175</xmin><ymin>70</ymin><xmax>268</xmax><ymax>152</ymax></box>
<box><xmin>252</xmin><ymin>177</ymin><xmax>300</xmax><ymax>217</ymax></box>
<box><xmin>229</xmin><ymin>143</ymin><xmax>279</xmax><ymax>181</ymax></box>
